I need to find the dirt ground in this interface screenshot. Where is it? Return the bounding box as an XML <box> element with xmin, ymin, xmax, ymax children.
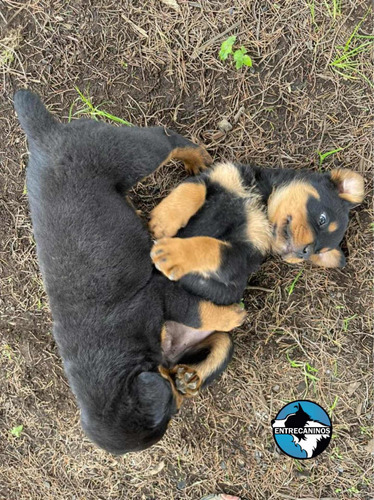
<box><xmin>0</xmin><ymin>1</ymin><xmax>373</xmax><ymax>499</ymax></box>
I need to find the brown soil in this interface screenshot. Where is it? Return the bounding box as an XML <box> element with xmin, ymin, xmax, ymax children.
<box><xmin>1</xmin><ymin>1</ymin><xmax>373</xmax><ymax>499</ymax></box>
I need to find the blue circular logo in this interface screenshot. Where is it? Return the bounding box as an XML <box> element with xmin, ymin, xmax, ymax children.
<box><xmin>272</xmin><ymin>400</ymin><xmax>332</xmax><ymax>459</ymax></box>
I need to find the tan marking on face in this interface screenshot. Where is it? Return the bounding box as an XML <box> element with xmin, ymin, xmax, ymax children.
<box><xmin>149</xmin><ymin>182</ymin><xmax>207</xmax><ymax>239</ymax></box>
<box><xmin>330</xmin><ymin>168</ymin><xmax>365</xmax><ymax>204</ymax></box>
<box><xmin>245</xmin><ymin>202</ymin><xmax>272</xmax><ymax>254</ymax></box>
<box><xmin>328</xmin><ymin>222</ymin><xmax>338</xmax><ymax>233</ymax></box>
<box><xmin>151</xmin><ymin>236</ymin><xmax>228</xmax><ymax>280</ymax></box>
<box><xmin>319</xmin><ymin>247</ymin><xmax>331</xmax><ymax>253</ymax></box>
<box><xmin>198</xmin><ymin>302</ymin><xmax>246</xmax><ymax>331</ymax></box>
<box><xmin>172</xmin><ymin>332</ymin><xmax>232</xmax><ymax>386</ymax></box>
<box><xmin>268</xmin><ymin>181</ymin><xmax>320</xmax><ymax>254</ymax></box>
<box><xmin>209</xmin><ymin>162</ymin><xmax>247</xmax><ymax>196</ymax></box>
<box><xmin>163</xmin><ymin>146</ymin><xmax>213</xmax><ymax>175</ymax></box>
<box><xmin>158</xmin><ymin>365</ymin><xmax>184</xmax><ymax>409</ymax></box>
<box><xmin>310</xmin><ymin>248</ymin><xmax>343</xmax><ymax>268</ymax></box>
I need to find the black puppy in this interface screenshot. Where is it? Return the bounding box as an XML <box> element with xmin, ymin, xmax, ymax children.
<box><xmin>14</xmin><ymin>90</ymin><xmax>246</xmax><ymax>454</ymax></box>
<box><xmin>150</xmin><ymin>161</ymin><xmax>364</xmax><ymax>304</ymax></box>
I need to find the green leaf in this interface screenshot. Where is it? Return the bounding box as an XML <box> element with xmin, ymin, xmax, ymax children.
<box><xmin>11</xmin><ymin>425</ymin><xmax>23</xmax><ymax>438</ymax></box>
<box><xmin>318</xmin><ymin>147</ymin><xmax>343</xmax><ymax>165</ymax></box>
<box><xmin>219</xmin><ymin>35</ymin><xmax>236</xmax><ymax>61</ymax></box>
<box><xmin>242</xmin><ymin>54</ymin><xmax>252</xmax><ymax>67</ymax></box>
<box><xmin>233</xmin><ymin>47</ymin><xmax>252</xmax><ymax>69</ymax></box>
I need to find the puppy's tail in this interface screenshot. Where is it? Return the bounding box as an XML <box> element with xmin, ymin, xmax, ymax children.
<box><xmin>14</xmin><ymin>89</ymin><xmax>60</xmax><ymax>145</ymax></box>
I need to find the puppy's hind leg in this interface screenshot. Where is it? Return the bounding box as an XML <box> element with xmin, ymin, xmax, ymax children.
<box><xmin>171</xmin><ymin>332</ymin><xmax>234</xmax><ymax>395</ymax></box>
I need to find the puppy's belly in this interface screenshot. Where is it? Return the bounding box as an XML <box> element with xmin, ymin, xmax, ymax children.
<box><xmin>162</xmin><ymin>321</ymin><xmax>212</xmax><ymax>363</ymax></box>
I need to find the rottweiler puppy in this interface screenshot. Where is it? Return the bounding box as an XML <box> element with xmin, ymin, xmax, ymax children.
<box><xmin>150</xmin><ymin>161</ymin><xmax>364</xmax><ymax>305</ymax></box>
<box><xmin>14</xmin><ymin>90</ymin><xmax>246</xmax><ymax>454</ymax></box>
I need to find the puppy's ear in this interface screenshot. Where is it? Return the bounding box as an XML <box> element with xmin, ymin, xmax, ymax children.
<box><xmin>329</xmin><ymin>168</ymin><xmax>365</xmax><ymax>205</ymax></box>
<box><xmin>136</xmin><ymin>372</ymin><xmax>174</xmax><ymax>427</ymax></box>
<box><xmin>310</xmin><ymin>248</ymin><xmax>346</xmax><ymax>268</ymax></box>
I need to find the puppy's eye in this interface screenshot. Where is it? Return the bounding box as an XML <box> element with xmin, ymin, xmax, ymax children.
<box><xmin>319</xmin><ymin>213</ymin><xmax>327</xmax><ymax>226</ymax></box>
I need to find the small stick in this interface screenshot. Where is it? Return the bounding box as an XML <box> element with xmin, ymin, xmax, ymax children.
<box><xmin>246</xmin><ymin>286</ymin><xmax>273</xmax><ymax>293</ymax></box>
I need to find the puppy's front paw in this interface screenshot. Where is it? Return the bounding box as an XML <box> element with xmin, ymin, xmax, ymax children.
<box><xmin>172</xmin><ymin>365</ymin><xmax>201</xmax><ymax>397</ymax></box>
<box><xmin>151</xmin><ymin>238</ymin><xmax>189</xmax><ymax>280</ymax></box>
<box><xmin>149</xmin><ymin>206</ymin><xmax>181</xmax><ymax>240</ymax></box>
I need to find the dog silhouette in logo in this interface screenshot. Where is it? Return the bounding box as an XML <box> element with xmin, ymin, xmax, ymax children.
<box><xmin>272</xmin><ymin>404</ymin><xmax>331</xmax><ymax>458</ymax></box>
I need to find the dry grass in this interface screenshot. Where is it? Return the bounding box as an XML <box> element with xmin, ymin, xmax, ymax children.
<box><xmin>0</xmin><ymin>0</ymin><xmax>373</xmax><ymax>499</ymax></box>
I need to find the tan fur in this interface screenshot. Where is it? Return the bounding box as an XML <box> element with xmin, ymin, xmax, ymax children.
<box><xmin>158</xmin><ymin>365</ymin><xmax>184</xmax><ymax>408</ymax></box>
<box><xmin>282</xmin><ymin>255</ymin><xmax>304</xmax><ymax>264</ymax></box>
<box><xmin>330</xmin><ymin>168</ymin><xmax>365</xmax><ymax>204</ymax></box>
<box><xmin>162</xmin><ymin>332</ymin><xmax>232</xmax><ymax>399</ymax></box>
<box><xmin>209</xmin><ymin>162</ymin><xmax>272</xmax><ymax>253</ymax></box>
<box><xmin>149</xmin><ymin>183</ymin><xmax>207</xmax><ymax>239</ymax></box>
<box><xmin>328</xmin><ymin>221</ymin><xmax>338</xmax><ymax>233</ymax></box>
<box><xmin>160</xmin><ymin>325</ymin><xmax>167</xmax><ymax>344</ymax></box>
<box><xmin>310</xmin><ymin>249</ymin><xmax>342</xmax><ymax>268</ymax></box>
<box><xmin>185</xmin><ymin>332</ymin><xmax>232</xmax><ymax>381</ymax></box>
<box><xmin>268</xmin><ymin>181</ymin><xmax>320</xmax><ymax>253</ymax></box>
<box><xmin>209</xmin><ymin>162</ymin><xmax>247</xmax><ymax>196</ymax></box>
<box><xmin>245</xmin><ymin>202</ymin><xmax>272</xmax><ymax>254</ymax></box>
<box><xmin>198</xmin><ymin>301</ymin><xmax>246</xmax><ymax>331</ymax></box>
<box><xmin>151</xmin><ymin>236</ymin><xmax>229</xmax><ymax>280</ymax></box>
<box><xmin>164</xmin><ymin>146</ymin><xmax>213</xmax><ymax>175</ymax></box>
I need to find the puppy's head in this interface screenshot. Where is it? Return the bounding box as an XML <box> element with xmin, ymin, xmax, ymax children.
<box><xmin>268</xmin><ymin>168</ymin><xmax>364</xmax><ymax>268</ymax></box>
<box><xmin>80</xmin><ymin>370</ymin><xmax>177</xmax><ymax>454</ymax></box>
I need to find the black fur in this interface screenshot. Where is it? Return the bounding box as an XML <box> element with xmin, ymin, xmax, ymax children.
<box><xmin>165</xmin><ymin>163</ymin><xmax>358</xmax><ymax>304</ymax></box>
<box><xmin>14</xmin><ymin>89</ymin><xmax>223</xmax><ymax>454</ymax></box>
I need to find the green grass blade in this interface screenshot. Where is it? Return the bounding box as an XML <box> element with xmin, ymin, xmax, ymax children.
<box><xmin>286</xmin><ymin>269</ymin><xmax>303</xmax><ymax>296</ymax></box>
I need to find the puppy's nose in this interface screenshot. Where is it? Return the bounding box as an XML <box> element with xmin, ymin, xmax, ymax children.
<box><xmin>297</xmin><ymin>244</ymin><xmax>313</xmax><ymax>259</ymax></box>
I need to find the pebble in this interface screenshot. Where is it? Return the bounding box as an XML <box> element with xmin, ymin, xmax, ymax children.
<box><xmin>217</xmin><ymin>118</ymin><xmax>232</xmax><ymax>133</ymax></box>
<box><xmin>297</xmin><ymin>380</ymin><xmax>307</xmax><ymax>393</ymax></box>
<box><xmin>177</xmin><ymin>480</ymin><xmax>186</xmax><ymax>490</ymax></box>
<box><xmin>272</xmin><ymin>384</ymin><xmax>280</xmax><ymax>393</ymax></box>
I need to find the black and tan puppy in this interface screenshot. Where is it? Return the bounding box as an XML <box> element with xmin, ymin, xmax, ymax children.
<box><xmin>14</xmin><ymin>90</ymin><xmax>245</xmax><ymax>454</ymax></box>
<box><xmin>150</xmin><ymin>161</ymin><xmax>364</xmax><ymax>305</ymax></box>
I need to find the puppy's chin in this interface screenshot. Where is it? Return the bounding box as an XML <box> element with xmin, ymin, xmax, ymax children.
<box><xmin>281</xmin><ymin>253</ymin><xmax>304</xmax><ymax>264</ymax></box>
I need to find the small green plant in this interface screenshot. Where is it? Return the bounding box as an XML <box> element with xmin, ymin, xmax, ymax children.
<box><xmin>11</xmin><ymin>425</ymin><xmax>23</xmax><ymax>438</ymax></box>
<box><xmin>342</xmin><ymin>313</ymin><xmax>357</xmax><ymax>332</ymax></box>
<box><xmin>347</xmin><ymin>486</ymin><xmax>360</xmax><ymax>495</ymax></box>
<box><xmin>219</xmin><ymin>36</ymin><xmax>252</xmax><ymax>69</ymax></box>
<box><xmin>323</xmin><ymin>0</ymin><xmax>341</xmax><ymax>19</ymax></box>
<box><xmin>0</xmin><ymin>30</ymin><xmax>21</xmax><ymax>70</ymax></box>
<box><xmin>328</xmin><ymin>395</ymin><xmax>339</xmax><ymax>417</ymax></box>
<box><xmin>2</xmin><ymin>344</ymin><xmax>12</xmax><ymax>360</ymax></box>
<box><xmin>70</xmin><ymin>87</ymin><xmax>132</xmax><ymax>126</ymax></box>
<box><xmin>318</xmin><ymin>147</ymin><xmax>343</xmax><ymax>166</ymax></box>
<box><xmin>331</xmin><ymin>446</ymin><xmax>343</xmax><ymax>459</ymax></box>
<box><xmin>286</xmin><ymin>269</ymin><xmax>303</xmax><ymax>296</ymax></box>
<box><xmin>286</xmin><ymin>350</ymin><xmax>319</xmax><ymax>391</ymax></box>
<box><xmin>360</xmin><ymin>426</ymin><xmax>372</xmax><ymax>436</ymax></box>
<box><xmin>330</xmin><ymin>12</ymin><xmax>374</xmax><ymax>87</ymax></box>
